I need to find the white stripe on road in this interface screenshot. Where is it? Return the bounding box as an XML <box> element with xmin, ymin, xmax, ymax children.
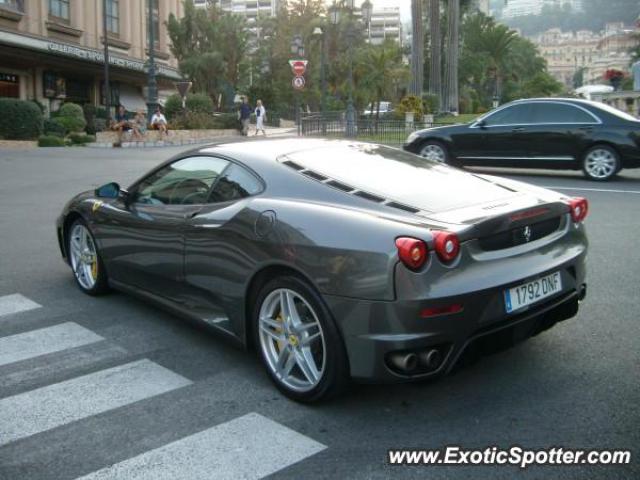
<box><xmin>0</xmin><ymin>359</ymin><xmax>192</xmax><ymax>446</ymax></box>
<box><xmin>0</xmin><ymin>322</ymin><xmax>103</xmax><ymax>367</ymax></box>
<box><xmin>0</xmin><ymin>294</ymin><xmax>41</xmax><ymax>318</ymax></box>
<box><xmin>76</xmin><ymin>412</ymin><xmax>327</xmax><ymax>480</ymax></box>
<box><xmin>542</xmin><ymin>186</ymin><xmax>640</xmax><ymax>194</ymax></box>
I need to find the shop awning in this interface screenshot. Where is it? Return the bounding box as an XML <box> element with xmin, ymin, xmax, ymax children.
<box><xmin>119</xmin><ymin>84</ymin><xmax>147</xmax><ymax>112</ymax></box>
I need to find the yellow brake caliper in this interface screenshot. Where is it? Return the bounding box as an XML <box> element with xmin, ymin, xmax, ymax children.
<box><xmin>91</xmin><ymin>258</ymin><xmax>98</xmax><ymax>279</ymax></box>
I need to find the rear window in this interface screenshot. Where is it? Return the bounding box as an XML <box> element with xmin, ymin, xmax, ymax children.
<box><xmin>283</xmin><ymin>144</ymin><xmax>517</xmax><ymax>212</ymax></box>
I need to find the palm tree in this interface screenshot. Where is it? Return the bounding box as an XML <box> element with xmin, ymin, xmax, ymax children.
<box><xmin>477</xmin><ymin>23</ymin><xmax>518</xmax><ymax>103</ymax></box>
<box><xmin>428</xmin><ymin>0</ymin><xmax>442</xmax><ymax>108</ymax></box>
<box><xmin>409</xmin><ymin>0</ymin><xmax>424</xmax><ymax>97</ymax></box>
<box><xmin>443</xmin><ymin>0</ymin><xmax>460</xmax><ymax>113</ymax></box>
<box><xmin>360</xmin><ymin>42</ymin><xmax>407</xmax><ymax>126</ymax></box>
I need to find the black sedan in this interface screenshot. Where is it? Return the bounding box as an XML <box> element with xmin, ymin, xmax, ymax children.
<box><xmin>404</xmin><ymin>98</ymin><xmax>640</xmax><ymax>181</ymax></box>
<box><xmin>57</xmin><ymin>139</ymin><xmax>588</xmax><ymax>402</ymax></box>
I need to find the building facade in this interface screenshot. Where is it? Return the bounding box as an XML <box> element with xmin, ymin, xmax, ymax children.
<box><xmin>368</xmin><ymin>6</ymin><xmax>402</xmax><ymax>46</ymax></box>
<box><xmin>531</xmin><ymin>22</ymin><xmax>638</xmax><ymax>88</ymax></box>
<box><xmin>0</xmin><ymin>0</ymin><xmax>183</xmax><ymax>114</ymax></box>
<box><xmin>502</xmin><ymin>0</ymin><xmax>582</xmax><ymax>19</ymax></box>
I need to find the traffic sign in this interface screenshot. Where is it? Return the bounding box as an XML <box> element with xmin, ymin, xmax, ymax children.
<box><xmin>289</xmin><ymin>60</ymin><xmax>308</xmax><ymax>76</ymax></box>
<box><xmin>292</xmin><ymin>76</ymin><xmax>306</xmax><ymax>90</ymax></box>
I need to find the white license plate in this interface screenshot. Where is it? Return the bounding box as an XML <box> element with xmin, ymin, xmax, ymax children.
<box><xmin>504</xmin><ymin>272</ymin><xmax>562</xmax><ymax>313</ymax></box>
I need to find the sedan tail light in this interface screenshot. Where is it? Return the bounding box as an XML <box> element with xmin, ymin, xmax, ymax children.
<box><xmin>567</xmin><ymin>197</ymin><xmax>589</xmax><ymax>223</ymax></box>
<box><xmin>395</xmin><ymin>237</ymin><xmax>428</xmax><ymax>271</ymax></box>
<box><xmin>432</xmin><ymin>231</ymin><xmax>460</xmax><ymax>263</ymax></box>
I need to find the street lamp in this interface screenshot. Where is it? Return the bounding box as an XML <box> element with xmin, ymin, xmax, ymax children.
<box><xmin>313</xmin><ymin>26</ymin><xmax>327</xmax><ymax>134</ymax></box>
<box><xmin>146</xmin><ymin>0</ymin><xmax>158</xmax><ymax>115</ymax></box>
<box><xmin>361</xmin><ymin>0</ymin><xmax>373</xmax><ymax>42</ymax></box>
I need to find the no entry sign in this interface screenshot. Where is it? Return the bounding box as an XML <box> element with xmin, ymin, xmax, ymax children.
<box><xmin>289</xmin><ymin>60</ymin><xmax>308</xmax><ymax>76</ymax></box>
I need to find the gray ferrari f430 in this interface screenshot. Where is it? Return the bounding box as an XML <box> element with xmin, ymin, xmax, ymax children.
<box><xmin>57</xmin><ymin>139</ymin><xmax>588</xmax><ymax>402</ymax></box>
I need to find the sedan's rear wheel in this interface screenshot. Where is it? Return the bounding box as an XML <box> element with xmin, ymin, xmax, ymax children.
<box><xmin>67</xmin><ymin>219</ymin><xmax>109</xmax><ymax>295</ymax></box>
<box><xmin>582</xmin><ymin>145</ymin><xmax>620</xmax><ymax>181</ymax></box>
<box><xmin>253</xmin><ymin>276</ymin><xmax>348</xmax><ymax>402</ymax></box>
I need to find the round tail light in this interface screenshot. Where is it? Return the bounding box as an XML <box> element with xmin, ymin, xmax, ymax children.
<box><xmin>395</xmin><ymin>237</ymin><xmax>428</xmax><ymax>271</ymax></box>
<box><xmin>432</xmin><ymin>231</ymin><xmax>460</xmax><ymax>263</ymax></box>
<box><xmin>568</xmin><ymin>197</ymin><xmax>588</xmax><ymax>223</ymax></box>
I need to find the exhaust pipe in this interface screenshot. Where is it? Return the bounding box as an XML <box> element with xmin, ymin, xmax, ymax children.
<box><xmin>578</xmin><ymin>284</ymin><xmax>587</xmax><ymax>301</ymax></box>
<box><xmin>389</xmin><ymin>352</ymin><xmax>418</xmax><ymax>373</ymax></box>
<box><xmin>418</xmin><ymin>349</ymin><xmax>442</xmax><ymax>370</ymax></box>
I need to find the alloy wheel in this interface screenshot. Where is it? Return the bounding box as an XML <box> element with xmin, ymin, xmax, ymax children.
<box><xmin>585</xmin><ymin>148</ymin><xmax>617</xmax><ymax>180</ymax></box>
<box><xmin>258</xmin><ymin>288</ymin><xmax>326</xmax><ymax>393</ymax></box>
<box><xmin>69</xmin><ymin>223</ymin><xmax>99</xmax><ymax>290</ymax></box>
<box><xmin>419</xmin><ymin>143</ymin><xmax>446</xmax><ymax>163</ymax></box>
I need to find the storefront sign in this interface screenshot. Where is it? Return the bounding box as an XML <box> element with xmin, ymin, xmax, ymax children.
<box><xmin>0</xmin><ymin>30</ymin><xmax>181</xmax><ymax>80</ymax></box>
<box><xmin>0</xmin><ymin>72</ymin><xmax>18</xmax><ymax>83</ymax></box>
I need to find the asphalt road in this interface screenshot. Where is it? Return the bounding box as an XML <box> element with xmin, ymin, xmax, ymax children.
<box><xmin>0</xmin><ymin>143</ymin><xmax>638</xmax><ymax>480</ymax></box>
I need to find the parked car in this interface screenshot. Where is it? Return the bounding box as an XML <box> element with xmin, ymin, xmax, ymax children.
<box><xmin>403</xmin><ymin>98</ymin><xmax>640</xmax><ymax>181</ymax></box>
<box><xmin>57</xmin><ymin>139</ymin><xmax>588</xmax><ymax>402</ymax></box>
<box><xmin>363</xmin><ymin>101</ymin><xmax>392</xmax><ymax>116</ymax></box>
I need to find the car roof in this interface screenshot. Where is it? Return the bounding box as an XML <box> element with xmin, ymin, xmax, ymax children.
<box><xmin>197</xmin><ymin>138</ymin><xmax>364</xmax><ymax>165</ymax></box>
<box><xmin>509</xmin><ymin>97</ymin><xmax>603</xmax><ymax>108</ymax></box>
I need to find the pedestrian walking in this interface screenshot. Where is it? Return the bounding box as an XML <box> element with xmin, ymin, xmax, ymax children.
<box><xmin>254</xmin><ymin>99</ymin><xmax>266</xmax><ymax>136</ymax></box>
<box><xmin>239</xmin><ymin>97</ymin><xmax>252</xmax><ymax>136</ymax></box>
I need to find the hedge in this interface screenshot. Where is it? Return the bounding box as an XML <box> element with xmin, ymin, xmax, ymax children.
<box><xmin>44</xmin><ymin>118</ymin><xmax>66</xmax><ymax>137</ymax></box>
<box><xmin>0</xmin><ymin>99</ymin><xmax>43</xmax><ymax>140</ymax></box>
<box><xmin>68</xmin><ymin>133</ymin><xmax>96</xmax><ymax>145</ymax></box>
<box><xmin>38</xmin><ymin>135</ymin><xmax>66</xmax><ymax>147</ymax></box>
<box><xmin>53</xmin><ymin>102</ymin><xmax>86</xmax><ymax>133</ymax></box>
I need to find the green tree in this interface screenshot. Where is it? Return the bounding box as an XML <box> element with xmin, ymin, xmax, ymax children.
<box><xmin>166</xmin><ymin>0</ymin><xmax>248</xmax><ymax>108</ymax></box>
<box><xmin>360</xmin><ymin>40</ymin><xmax>408</xmax><ymax>121</ymax></box>
<box><xmin>520</xmin><ymin>72</ymin><xmax>564</xmax><ymax>98</ymax></box>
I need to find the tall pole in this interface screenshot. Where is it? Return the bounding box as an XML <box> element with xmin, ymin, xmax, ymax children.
<box><xmin>146</xmin><ymin>0</ymin><xmax>158</xmax><ymax>114</ymax></box>
<box><xmin>319</xmin><ymin>30</ymin><xmax>327</xmax><ymax>135</ymax></box>
<box><xmin>345</xmin><ymin>11</ymin><xmax>356</xmax><ymax>138</ymax></box>
<box><xmin>102</xmin><ymin>0</ymin><xmax>111</xmax><ymax>122</ymax></box>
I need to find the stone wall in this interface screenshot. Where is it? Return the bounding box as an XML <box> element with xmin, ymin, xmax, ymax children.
<box><xmin>95</xmin><ymin>129</ymin><xmax>240</xmax><ymax>147</ymax></box>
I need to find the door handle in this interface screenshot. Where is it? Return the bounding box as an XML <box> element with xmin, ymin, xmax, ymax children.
<box><xmin>578</xmin><ymin>126</ymin><xmax>593</xmax><ymax>131</ymax></box>
<box><xmin>511</xmin><ymin>127</ymin><xmax>525</xmax><ymax>132</ymax></box>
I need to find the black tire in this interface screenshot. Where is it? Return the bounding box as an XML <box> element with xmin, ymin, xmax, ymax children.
<box><xmin>581</xmin><ymin>145</ymin><xmax>620</xmax><ymax>181</ymax></box>
<box><xmin>66</xmin><ymin>218</ymin><xmax>110</xmax><ymax>296</ymax></box>
<box><xmin>417</xmin><ymin>140</ymin><xmax>459</xmax><ymax>167</ymax></box>
<box><xmin>252</xmin><ymin>275</ymin><xmax>349</xmax><ymax>403</ymax></box>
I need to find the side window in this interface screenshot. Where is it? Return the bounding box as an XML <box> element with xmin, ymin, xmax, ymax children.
<box><xmin>134</xmin><ymin>156</ymin><xmax>229</xmax><ymax>205</ymax></box>
<box><xmin>208</xmin><ymin>163</ymin><xmax>262</xmax><ymax>203</ymax></box>
<box><xmin>483</xmin><ymin>104</ymin><xmax>532</xmax><ymax>126</ymax></box>
<box><xmin>530</xmin><ymin>103</ymin><xmax>596</xmax><ymax>124</ymax></box>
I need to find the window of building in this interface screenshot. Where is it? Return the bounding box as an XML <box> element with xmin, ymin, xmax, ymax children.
<box><xmin>0</xmin><ymin>0</ymin><xmax>25</xmax><ymax>13</ymax></box>
<box><xmin>106</xmin><ymin>0</ymin><xmax>119</xmax><ymax>35</ymax></box>
<box><xmin>49</xmin><ymin>0</ymin><xmax>69</xmax><ymax>21</ymax></box>
<box><xmin>146</xmin><ymin>0</ymin><xmax>160</xmax><ymax>50</ymax></box>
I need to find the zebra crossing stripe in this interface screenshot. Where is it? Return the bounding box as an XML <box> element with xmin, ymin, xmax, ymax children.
<box><xmin>0</xmin><ymin>322</ymin><xmax>103</xmax><ymax>367</ymax></box>
<box><xmin>75</xmin><ymin>412</ymin><xmax>327</xmax><ymax>480</ymax></box>
<box><xmin>0</xmin><ymin>359</ymin><xmax>192</xmax><ymax>446</ymax></box>
<box><xmin>0</xmin><ymin>293</ymin><xmax>41</xmax><ymax>318</ymax></box>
